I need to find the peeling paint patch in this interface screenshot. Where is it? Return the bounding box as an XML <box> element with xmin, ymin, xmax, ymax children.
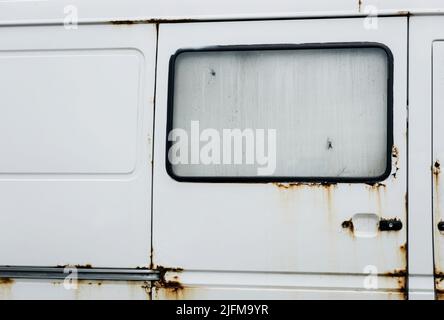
<box><xmin>391</xmin><ymin>145</ymin><xmax>400</xmax><ymax>179</ymax></box>
<box><xmin>273</xmin><ymin>182</ymin><xmax>337</xmax><ymax>189</ymax></box>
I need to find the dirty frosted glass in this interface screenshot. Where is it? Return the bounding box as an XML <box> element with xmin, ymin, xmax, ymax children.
<box><xmin>170</xmin><ymin>47</ymin><xmax>389</xmax><ymax>178</ymax></box>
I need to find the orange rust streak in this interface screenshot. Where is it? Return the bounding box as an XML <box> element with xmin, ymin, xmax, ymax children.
<box><xmin>0</xmin><ymin>278</ymin><xmax>14</xmax><ymax>285</ymax></box>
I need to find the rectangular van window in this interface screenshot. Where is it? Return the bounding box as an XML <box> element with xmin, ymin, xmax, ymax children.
<box><xmin>167</xmin><ymin>44</ymin><xmax>393</xmax><ymax>182</ymax></box>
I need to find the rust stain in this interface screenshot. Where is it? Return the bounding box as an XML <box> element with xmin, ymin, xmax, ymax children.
<box><xmin>341</xmin><ymin>219</ymin><xmax>354</xmax><ymax>236</ymax></box>
<box><xmin>434</xmin><ymin>160</ymin><xmax>441</xmax><ymax>276</ymax></box>
<box><xmin>57</xmin><ymin>264</ymin><xmax>93</xmax><ymax>269</ymax></box>
<box><xmin>434</xmin><ymin>160</ymin><xmax>441</xmax><ymax>243</ymax></box>
<box><xmin>273</xmin><ymin>182</ymin><xmax>336</xmax><ymax>220</ymax></box>
<box><xmin>436</xmin><ymin>291</ymin><xmax>444</xmax><ymax>300</ymax></box>
<box><xmin>365</xmin><ymin>182</ymin><xmax>386</xmax><ymax>188</ymax></box>
<box><xmin>392</xmin><ymin>145</ymin><xmax>399</xmax><ymax>159</ymax></box>
<box><xmin>397</xmin><ymin>10</ymin><xmax>410</xmax><ymax>16</ymax></box>
<box><xmin>366</xmin><ymin>183</ymin><xmax>385</xmax><ymax>217</ymax></box>
<box><xmin>391</xmin><ymin>145</ymin><xmax>400</xmax><ymax>179</ymax></box>
<box><xmin>434</xmin><ymin>161</ymin><xmax>441</xmax><ymax>225</ymax></box>
<box><xmin>434</xmin><ymin>266</ymin><xmax>444</xmax><ymax>297</ymax></box>
<box><xmin>404</xmin><ymin>192</ymin><xmax>408</xmax><ymax>220</ymax></box>
<box><xmin>109</xmin><ymin>18</ymin><xmax>196</xmax><ymax>25</ymax></box>
<box><xmin>153</xmin><ymin>265</ymin><xmax>184</xmax><ymax>299</ymax></box>
<box><xmin>0</xmin><ymin>278</ymin><xmax>14</xmax><ymax>299</ymax></box>
<box><xmin>0</xmin><ymin>278</ymin><xmax>14</xmax><ymax>286</ymax></box>
<box><xmin>110</xmin><ymin>20</ymin><xmax>137</xmax><ymax>25</ymax></box>
<box><xmin>436</xmin><ymin>268</ymin><xmax>444</xmax><ymax>300</ymax></box>
<box><xmin>399</xmin><ymin>243</ymin><xmax>407</xmax><ymax>253</ymax></box>
<box><xmin>382</xmin><ymin>269</ymin><xmax>407</xmax><ymax>300</ymax></box>
<box><xmin>75</xmin><ymin>280</ymin><xmax>103</xmax><ymax>286</ymax></box>
<box><xmin>358</xmin><ymin>0</ymin><xmax>362</xmax><ymax>12</ymax></box>
<box><xmin>324</xmin><ymin>184</ymin><xmax>335</xmax><ymax>218</ymax></box>
<box><xmin>150</xmin><ymin>247</ymin><xmax>154</xmax><ymax>270</ymax></box>
<box><xmin>399</xmin><ymin>242</ymin><xmax>408</xmax><ymax>274</ymax></box>
<box><xmin>141</xmin><ymin>281</ymin><xmax>152</xmax><ymax>300</ymax></box>
<box><xmin>434</xmin><ymin>160</ymin><xmax>441</xmax><ymax>179</ymax></box>
<box><xmin>273</xmin><ymin>182</ymin><xmax>337</xmax><ymax>190</ymax></box>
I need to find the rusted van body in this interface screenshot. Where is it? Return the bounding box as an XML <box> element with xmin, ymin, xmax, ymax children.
<box><xmin>0</xmin><ymin>0</ymin><xmax>442</xmax><ymax>299</ymax></box>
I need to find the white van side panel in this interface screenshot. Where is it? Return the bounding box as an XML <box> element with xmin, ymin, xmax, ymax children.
<box><xmin>153</xmin><ymin>17</ymin><xmax>407</xmax><ymax>299</ymax></box>
<box><xmin>0</xmin><ymin>24</ymin><xmax>156</xmax><ymax>268</ymax></box>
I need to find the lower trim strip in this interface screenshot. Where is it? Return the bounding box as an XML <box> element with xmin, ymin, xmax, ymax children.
<box><xmin>0</xmin><ymin>267</ymin><xmax>160</xmax><ymax>281</ymax></box>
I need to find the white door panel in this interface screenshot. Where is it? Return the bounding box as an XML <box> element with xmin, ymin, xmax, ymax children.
<box><xmin>0</xmin><ymin>24</ymin><xmax>156</xmax><ymax>268</ymax></box>
<box><xmin>154</xmin><ymin>18</ymin><xmax>407</xmax><ymax>298</ymax></box>
<box><xmin>431</xmin><ymin>23</ymin><xmax>444</xmax><ymax>298</ymax></box>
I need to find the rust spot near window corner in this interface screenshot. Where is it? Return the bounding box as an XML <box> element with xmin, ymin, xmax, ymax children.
<box><xmin>365</xmin><ymin>182</ymin><xmax>386</xmax><ymax>189</ymax></box>
<box><xmin>392</xmin><ymin>145</ymin><xmax>399</xmax><ymax>159</ymax></box>
<box><xmin>273</xmin><ymin>182</ymin><xmax>337</xmax><ymax>190</ymax></box>
<box><xmin>391</xmin><ymin>145</ymin><xmax>400</xmax><ymax>179</ymax></box>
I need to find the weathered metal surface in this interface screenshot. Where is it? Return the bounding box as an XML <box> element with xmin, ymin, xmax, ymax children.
<box><xmin>432</xmin><ymin>40</ymin><xmax>444</xmax><ymax>298</ymax></box>
<box><xmin>0</xmin><ymin>0</ymin><xmax>443</xmax><ymax>26</ymax></box>
<box><xmin>0</xmin><ymin>1</ymin><xmax>431</xmax><ymax>300</ymax></box>
<box><xmin>153</xmin><ymin>17</ymin><xmax>407</xmax><ymax>299</ymax></box>
<box><xmin>152</xmin><ymin>270</ymin><xmax>407</xmax><ymax>300</ymax></box>
<box><xmin>0</xmin><ymin>278</ymin><xmax>151</xmax><ymax>300</ymax></box>
<box><xmin>407</xmin><ymin>16</ymin><xmax>439</xmax><ymax>299</ymax></box>
<box><xmin>0</xmin><ymin>24</ymin><xmax>156</xmax><ymax>268</ymax></box>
